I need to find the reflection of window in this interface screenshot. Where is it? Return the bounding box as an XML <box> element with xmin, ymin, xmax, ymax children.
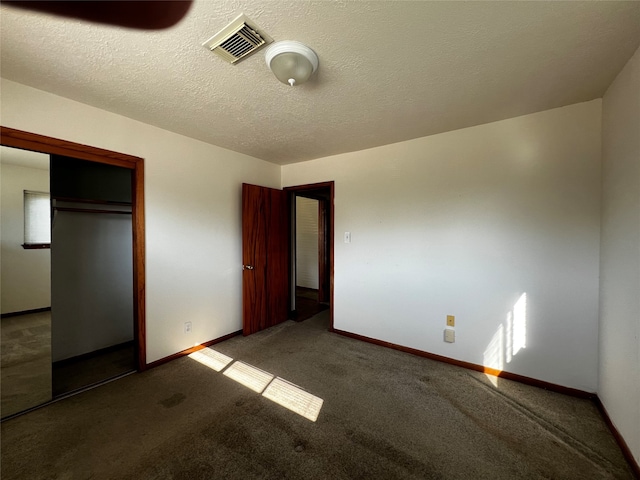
<box><xmin>23</xmin><ymin>190</ymin><xmax>51</xmax><ymax>249</ymax></box>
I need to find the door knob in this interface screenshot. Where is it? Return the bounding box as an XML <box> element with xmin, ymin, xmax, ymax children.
<box><xmin>243</xmin><ymin>265</ymin><xmax>254</xmax><ymax>270</ymax></box>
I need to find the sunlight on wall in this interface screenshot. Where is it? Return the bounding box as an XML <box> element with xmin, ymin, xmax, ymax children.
<box><xmin>483</xmin><ymin>292</ymin><xmax>528</xmax><ymax>388</ymax></box>
<box><xmin>483</xmin><ymin>324</ymin><xmax>504</xmax><ymax>372</ymax></box>
<box><xmin>505</xmin><ymin>312</ymin><xmax>513</xmax><ymax>364</ymax></box>
<box><xmin>188</xmin><ymin>347</ymin><xmax>323</xmax><ymax>421</ymax></box>
<box><xmin>512</xmin><ymin>293</ymin><xmax>527</xmax><ymax>356</ymax></box>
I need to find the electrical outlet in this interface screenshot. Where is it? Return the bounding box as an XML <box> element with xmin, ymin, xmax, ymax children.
<box><xmin>444</xmin><ymin>329</ymin><xmax>455</xmax><ymax>343</ymax></box>
<box><xmin>184</xmin><ymin>322</ymin><xmax>192</xmax><ymax>334</ymax></box>
<box><xmin>446</xmin><ymin>315</ymin><xmax>455</xmax><ymax>327</ymax></box>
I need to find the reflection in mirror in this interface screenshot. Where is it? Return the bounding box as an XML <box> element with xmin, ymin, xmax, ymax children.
<box><xmin>0</xmin><ymin>146</ymin><xmax>52</xmax><ymax>417</ymax></box>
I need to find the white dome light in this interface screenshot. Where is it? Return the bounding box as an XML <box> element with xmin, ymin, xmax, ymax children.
<box><xmin>265</xmin><ymin>40</ymin><xmax>319</xmax><ymax>87</ymax></box>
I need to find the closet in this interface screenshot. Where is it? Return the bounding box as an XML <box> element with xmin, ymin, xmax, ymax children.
<box><xmin>50</xmin><ymin>156</ymin><xmax>135</xmax><ymax>395</ymax></box>
<box><xmin>0</xmin><ymin>127</ymin><xmax>145</xmax><ymax>419</ymax></box>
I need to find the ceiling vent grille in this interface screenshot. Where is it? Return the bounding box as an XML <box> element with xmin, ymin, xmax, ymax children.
<box><xmin>202</xmin><ymin>14</ymin><xmax>273</xmax><ymax>64</ymax></box>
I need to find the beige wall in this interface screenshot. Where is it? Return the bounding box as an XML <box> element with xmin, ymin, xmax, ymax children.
<box><xmin>283</xmin><ymin>100</ymin><xmax>602</xmax><ymax>392</ymax></box>
<box><xmin>51</xmin><ymin>205</ymin><xmax>133</xmax><ymax>362</ymax></box>
<box><xmin>0</xmin><ymin>162</ymin><xmax>51</xmax><ymax>313</ymax></box>
<box><xmin>296</xmin><ymin>197</ymin><xmax>319</xmax><ymax>289</ymax></box>
<box><xmin>0</xmin><ymin>79</ymin><xmax>281</xmax><ymax>363</ymax></box>
<box><xmin>600</xmin><ymin>45</ymin><xmax>640</xmax><ymax>464</ymax></box>
<box><xmin>2</xmin><ymin>54</ymin><xmax>637</xmax><ymax>460</ymax></box>
<box><xmin>0</xmin><ymin>79</ymin><xmax>608</xmax><ymax>394</ymax></box>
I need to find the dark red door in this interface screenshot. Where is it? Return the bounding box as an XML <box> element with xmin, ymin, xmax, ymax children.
<box><xmin>242</xmin><ymin>183</ymin><xmax>289</xmax><ymax>335</ymax></box>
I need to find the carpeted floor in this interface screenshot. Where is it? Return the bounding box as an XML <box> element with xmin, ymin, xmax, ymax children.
<box><xmin>1</xmin><ymin>311</ymin><xmax>52</xmax><ymax>417</ymax></box>
<box><xmin>294</xmin><ymin>286</ymin><xmax>329</xmax><ymax>322</ymax></box>
<box><xmin>52</xmin><ymin>341</ymin><xmax>136</xmax><ymax>396</ymax></box>
<box><xmin>1</xmin><ymin>311</ymin><xmax>136</xmax><ymax>417</ymax></box>
<box><xmin>0</xmin><ymin>310</ymin><xmax>635</xmax><ymax>479</ymax></box>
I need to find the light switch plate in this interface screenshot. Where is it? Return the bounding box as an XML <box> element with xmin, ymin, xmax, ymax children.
<box><xmin>344</xmin><ymin>232</ymin><xmax>351</xmax><ymax>243</ymax></box>
<box><xmin>446</xmin><ymin>315</ymin><xmax>455</xmax><ymax>327</ymax></box>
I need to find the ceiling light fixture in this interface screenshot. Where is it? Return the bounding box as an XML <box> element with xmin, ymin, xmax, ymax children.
<box><xmin>265</xmin><ymin>41</ymin><xmax>318</xmax><ymax>87</ymax></box>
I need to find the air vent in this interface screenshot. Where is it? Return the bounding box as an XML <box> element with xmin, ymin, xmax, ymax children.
<box><xmin>202</xmin><ymin>14</ymin><xmax>273</xmax><ymax>64</ymax></box>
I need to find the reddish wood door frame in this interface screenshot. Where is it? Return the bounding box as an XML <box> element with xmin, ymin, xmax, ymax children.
<box><xmin>0</xmin><ymin>126</ymin><xmax>147</xmax><ymax>371</ymax></box>
<box><xmin>242</xmin><ymin>184</ymin><xmax>289</xmax><ymax>335</ymax></box>
<box><xmin>317</xmin><ymin>199</ymin><xmax>330</xmax><ymax>303</ymax></box>
<box><xmin>284</xmin><ymin>181</ymin><xmax>335</xmax><ymax>331</ymax></box>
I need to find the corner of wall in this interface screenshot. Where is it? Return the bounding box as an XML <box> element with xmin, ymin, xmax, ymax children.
<box><xmin>598</xmin><ymin>44</ymin><xmax>640</xmax><ymax>466</ymax></box>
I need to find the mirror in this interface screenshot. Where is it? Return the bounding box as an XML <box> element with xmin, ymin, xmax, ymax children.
<box><xmin>0</xmin><ymin>146</ymin><xmax>52</xmax><ymax>416</ymax></box>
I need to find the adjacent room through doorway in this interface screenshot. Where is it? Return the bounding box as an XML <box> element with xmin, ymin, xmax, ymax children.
<box><xmin>285</xmin><ymin>182</ymin><xmax>334</xmax><ymax>328</ymax></box>
<box><xmin>293</xmin><ymin>196</ymin><xmax>328</xmax><ymax>322</ymax></box>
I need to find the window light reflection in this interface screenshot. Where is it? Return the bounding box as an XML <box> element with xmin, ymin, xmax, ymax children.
<box><xmin>188</xmin><ymin>350</ymin><xmax>324</xmax><ymax>421</ymax></box>
<box><xmin>483</xmin><ymin>292</ymin><xmax>528</xmax><ymax>388</ymax></box>
<box><xmin>262</xmin><ymin>377</ymin><xmax>324</xmax><ymax>422</ymax></box>
<box><xmin>512</xmin><ymin>293</ymin><xmax>527</xmax><ymax>356</ymax></box>
<box><xmin>483</xmin><ymin>324</ymin><xmax>504</xmax><ymax>372</ymax></box>
<box><xmin>223</xmin><ymin>361</ymin><xmax>274</xmax><ymax>393</ymax></box>
<box><xmin>188</xmin><ymin>347</ymin><xmax>233</xmax><ymax>372</ymax></box>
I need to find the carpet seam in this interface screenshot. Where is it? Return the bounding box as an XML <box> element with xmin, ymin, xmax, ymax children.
<box><xmin>465</xmin><ymin>372</ymin><xmax>627</xmax><ymax>476</ymax></box>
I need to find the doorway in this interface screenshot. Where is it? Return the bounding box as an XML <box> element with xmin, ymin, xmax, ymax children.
<box><xmin>241</xmin><ymin>181</ymin><xmax>334</xmax><ymax>336</ymax></box>
<box><xmin>285</xmin><ymin>182</ymin><xmax>334</xmax><ymax>330</ymax></box>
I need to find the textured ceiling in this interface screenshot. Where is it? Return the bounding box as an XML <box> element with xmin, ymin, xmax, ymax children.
<box><xmin>1</xmin><ymin>1</ymin><xmax>640</xmax><ymax>165</ymax></box>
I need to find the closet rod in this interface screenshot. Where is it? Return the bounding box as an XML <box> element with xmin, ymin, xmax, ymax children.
<box><xmin>52</xmin><ymin>196</ymin><xmax>132</xmax><ymax>207</ymax></box>
<box><xmin>53</xmin><ymin>207</ymin><xmax>132</xmax><ymax>215</ymax></box>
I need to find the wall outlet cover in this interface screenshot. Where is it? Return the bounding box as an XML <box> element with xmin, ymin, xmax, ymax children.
<box><xmin>444</xmin><ymin>328</ymin><xmax>455</xmax><ymax>343</ymax></box>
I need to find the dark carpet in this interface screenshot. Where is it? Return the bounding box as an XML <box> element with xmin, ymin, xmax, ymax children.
<box><xmin>53</xmin><ymin>341</ymin><xmax>136</xmax><ymax>396</ymax></box>
<box><xmin>294</xmin><ymin>287</ymin><xmax>328</xmax><ymax>322</ymax></box>
<box><xmin>1</xmin><ymin>310</ymin><xmax>634</xmax><ymax>479</ymax></box>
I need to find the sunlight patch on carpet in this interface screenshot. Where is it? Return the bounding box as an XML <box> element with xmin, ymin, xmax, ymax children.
<box><xmin>223</xmin><ymin>361</ymin><xmax>274</xmax><ymax>393</ymax></box>
<box><xmin>262</xmin><ymin>377</ymin><xmax>323</xmax><ymax>422</ymax></box>
<box><xmin>190</xmin><ymin>352</ymin><xmax>324</xmax><ymax>421</ymax></box>
<box><xmin>188</xmin><ymin>347</ymin><xmax>233</xmax><ymax>372</ymax></box>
